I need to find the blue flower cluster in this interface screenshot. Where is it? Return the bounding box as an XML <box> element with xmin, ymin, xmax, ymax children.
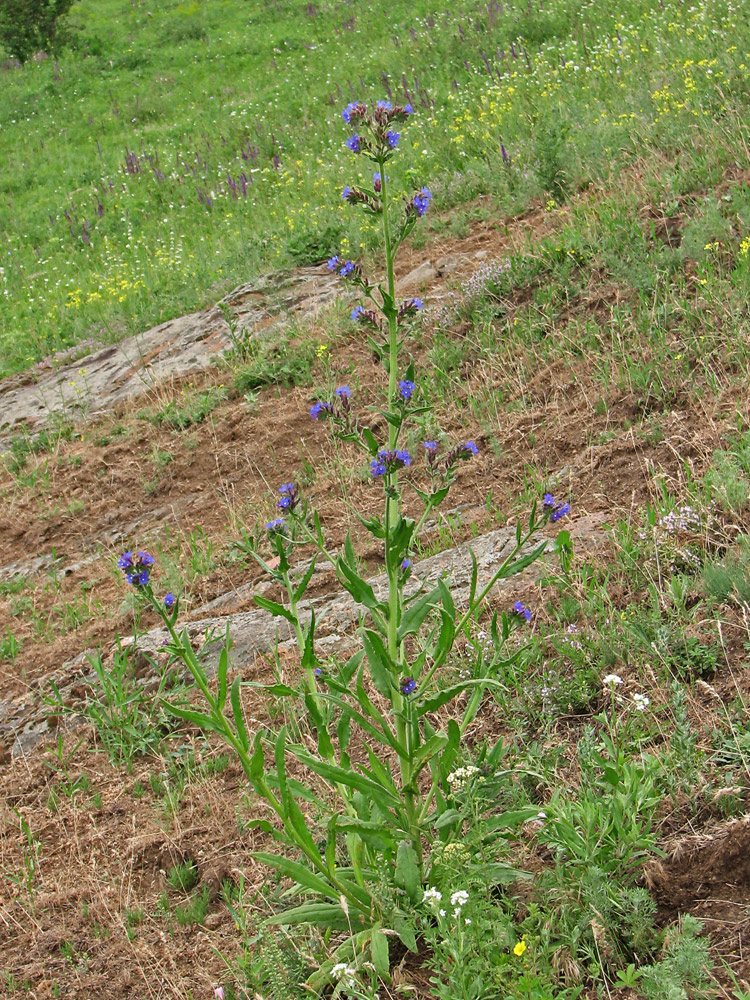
<box><xmin>412</xmin><ymin>187</ymin><xmax>433</xmax><ymax>217</ymax></box>
<box><xmin>399</xmin><ymin>379</ymin><xmax>416</xmax><ymax>400</ymax></box>
<box><xmin>543</xmin><ymin>493</ymin><xmax>570</xmax><ymax>522</ymax></box>
<box><xmin>265</xmin><ymin>517</ymin><xmax>286</xmax><ymax>534</ymax></box>
<box><xmin>277</xmin><ymin>482</ymin><xmax>300</xmax><ymax>513</ymax></box>
<box><xmin>401</xmin><ymin>677</ymin><xmax>417</xmax><ymax>696</ymax></box>
<box><xmin>118</xmin><ymin>550</ymin><xmax>154</xmax><ymax>587</ymax></box>
<box><xmin>371</xmin><ymin>449</ymin><xmax>411</xmax><ymax>477</ymax></box>
<box><xmin>513</xmin><ymin>601</ymin><xmax>532</xmax><ymax>622</ymax></box>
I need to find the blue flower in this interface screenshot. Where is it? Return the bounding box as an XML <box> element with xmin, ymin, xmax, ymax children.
<box><xmin>413</xmin><ymin>187</ymin><xmax>433</xmax><ymax>216</ymax></box>
<box><xmin>129</xmin><ymin>569</ymin><xmax>149</xmax><ymax>587</ymax></box>
<box><xmin>410</xmin><ymin>297</ymin><xmax>423</xmax><ymax>310</ymax></box>
<box><xmin>396</xmin><ymin>449</ymin><xmax>412</xmax><ymax>466</ymax></box>
<box><xmin>335</xmin><ymin>385</ymin><xmax>351</xmax><ymax>398</ymax></box>
<box><xmin>371</xmin><ymin>458</ymin><xmax>387</xmax><ymax>477</ymax></box>
<box><xmin>401</xmin><ymin>558</ymin><xmax>412</xmax><ymax>570</ymax></box>
<box><xmin>386</xmin><ymin>130</ymin><xmax>399</xmax><ymax>148</ymax></box>
<box><xmin>399</xmin><ymin>379</ymin><xmax>416</xmax><ymax>400</ymax></box>
<box><xmin>463</xmin><ymin>441</ymin><xmax>478</xmax><ymax>456</ymax></box>
<box><xmin>310</xmin><ymin>401</ymin><xmax>333</xmax><ymax>419</ymax></box>
<box><xmin>376</xmin><ymin>100</ymin><xmax>393</xmax><ymax>110</ymax></box>
<box><xmin>351</xmin><ymin>305</ymin><xmax>364</xmax><ymax>321</ymax></box>
<box><xmin>513</xmin><ymin>600</ymin><xmax>532</xmax><ymax>622</ymax></box>
<box><xmin>265</xmin><ymin>518</ymin><xmax>286</xmax><ymax>533</ymax></box>
<box><xmin>326</xmin><ymin>255</ymin><xmax>340</xmax><ymax>270</ymax></box>
<box><xmin>117</xmin><ymin>551</ymin><xmax>133</xmax><ymax>570</ymax></box>
<box><xmin>137</xmin><ymin>551</ymin><xmax>154</xmax><ymax>566</ymax></box>
<box><xmin>543</xmin><ymin>493</ymin><xmax>556</xmax><ymax>508</ymax></box>
<box><xmin>424</xmin><ymin>441</ymin><xmax>437</xmax><ymax>453</ymax></box>
<box><xmin>345</xmin><ymin>134</ymin><xmax>361</xmax><ymax>153</ymax></box>
<box><xmin>550</xmin><ymin>502</ymin><xmax>570</xmax><ymax>522</ymax></box>
<box><xmin>339</xmin><ymin>260</ymin><xmax>355</xmax><ymax>276</ymax></box>
<box><xmin>342</xmin><ymin>102</ymin><xmax>358</xmax><ymax>123</ymax></box>
<box><xmin>401</xmin><ymin>677</ymin><xmax>417</xmax><ymax>695</ymax></box>
<box><xmin>341</xmin><ymin>186</ymin><xmax>351</xmax><ymax>200</ymax></box>
<box><xmin>120</xmin><ymin>550</ymin><xmax>154</xmax><ymax>587</ymax></box>
<box><xmin>404</xmin><ymin>103</ymin><xmax>414</xmax><ymax>114</ymax></box>
<box><xmin>277</xmin><ymin>495</ymin><xmax>292</xmax><ymax>510</ymax></box>
<box><xmin>164</xmin><ymin>592</ymin><xmax>175</xmax><ymax>609</ymax></box>
<box><xmin>279</xmin><ymin>483</ymin><xmax>295</xmax><ymax>494</ymax></box>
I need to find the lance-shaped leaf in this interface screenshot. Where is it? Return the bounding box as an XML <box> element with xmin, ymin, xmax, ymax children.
<box><xmin>252</xmin><ymin>852</ymin><xmax>336</xmax><ymax>900</ymax></box>
<box><xmin>293</xmin><ymin>554</ymin><xmax>319</xmax><ymax>602</ymax></box>
<box><xmin>397</xmin><ymin>583</ymin><xmax>442</xmax><ymax>642</ymax></box>
<box><xmin>162</xmin><ymin>701</ymin><xmax>224</xmax><ymax>735</ymax></box>
<box><xmin>230</xmin><ymin>675</ymin><xmax>250</xmax><ymax>751</ymax></box>
<box><xmin>362</xmin><ymin>628</ymin><xmax>397</xmax><ymax>699</ymax></box>
<box><xmin>253</xmin><ymin>594</ymin><xmax>296</xmax><ymax>624</ymax></box>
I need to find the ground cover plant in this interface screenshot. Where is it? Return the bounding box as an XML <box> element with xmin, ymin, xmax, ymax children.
<box><xmin>0</xmin><ymin>0</ymin><xmax>749</xmax><ymax>375</ymax></box>
<box><xmin>1</xmin><ymin>0</ymin><xmax>750</xmax><ymax>997</ymax></box>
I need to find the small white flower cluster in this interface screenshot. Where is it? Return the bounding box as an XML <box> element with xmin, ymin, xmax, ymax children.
<box><xmin>448</xmin><ymin>765</ymin><xmax>480</xmax><ymax>790</ymax></box>
<box><xmin>450</xmin><ymin>889</ymin><xmax>470</xmax><ymax>919</ymax></box>
<box><xmin>330</xmin><ymin>963</ymin><xmax>357</xmax><ymax>989</ymax></box>
<box><xmin>601</xmin><ymin>674</ymin><xmax>651</xmax><ymax>712</ymax></box>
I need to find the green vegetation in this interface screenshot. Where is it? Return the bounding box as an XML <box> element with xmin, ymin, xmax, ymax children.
<box><xmin>1</xmin><ymin>0</ymin><xmax>748</xmax><ymax>376</ymax></box>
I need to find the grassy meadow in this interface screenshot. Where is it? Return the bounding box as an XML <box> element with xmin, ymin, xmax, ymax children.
<box><xmin>3</xmin><ymin>0</ymin><xmax>750</xmax><ymax>998</ymax></box>
<box><xmin>1</xmin><ymin>0</ymin><xmax>749</xmax><ymax>376</ymax></box>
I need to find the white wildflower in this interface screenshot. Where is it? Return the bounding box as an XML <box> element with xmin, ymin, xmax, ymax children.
<box><xmin>602</xmin><ymin>673</ymin><xmax>624</xmax><ymax>687</ymax></box>
<box><xmin>632</xmin><ymin>693</ymin><xmax>650</xmax><ymax>711</ymax></box>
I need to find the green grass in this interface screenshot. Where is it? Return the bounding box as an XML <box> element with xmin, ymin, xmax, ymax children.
<box><xmin>1</xmin><ymin>0</ymin><xmax>749</xmax><ymax>375</ymax></box>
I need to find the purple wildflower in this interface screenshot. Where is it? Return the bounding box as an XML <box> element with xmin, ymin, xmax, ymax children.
<box><xmin>401</xmin><ymin>558</ymin><xmax>412</xmax><ymax>570</ymax></box>
<box><xmin>386</xmin><ymin>130</ymin><xmax>400</xmax><ymax>148</ymax></box>
<box><xmin>310</xmin><ymin>401</ymin><xmax>334</xmax><ymax>419</ymax></box>
<box><xmin>342</xmin><ymin>102</ymin><xmax>358</xmax><ymax>123</ymax></box>
<box><xmin>550</xmin><ymin>502</ymin><xmax>570</xmax><ymax>523</ymax></box>
<box><xmin>327</xmin><ymin>255</ymin><xmax>340</xmax><ymax>270</ymax></box>
<box><xmin>266</xmin><ymin>518</ymin><xmax>286</xmax><ymax>533</ymax></box>
<box><xmin>404</xmin><ymin>104</ymin><xmax>414</xmax><ymax>114</ymax></box>
<box><xmin>399</xmin><ymin>379</ymin><xmax>416</xmax><ymax>400</ymax></box>
<box><xmin>401</xmin><ymin>677</ymin><xmax>417</xmax><ymax>695</ymax></box>
<box><xmin>513</xmin><ymin>601</ymin><xmax>532</xmax><ymax>622</ymax></box>
<box><xmin>464</xmin><ymin>441</ymin><xmax>478</xmax><ymax>456</ymax></box>
<box><xmin>543</xmin><ymin>493</ymin><xmax>556</xmax><ymax>508</ymax></box>
<box><xmin>339</xmin><ymin>260</ymin><xmax>355</xmax><ymax>276</ymax></box>
<box><xmin>345</xmin><ymin>134</ymin><xmax>361</xmax><ymax>153</ymax></box>
<box><xmin>376</xmin><ymin>100</ymin><xmax>393</xmax><ymax>110</ymax></box>
<box><xmin>117</xmin><ymin>551</ymin><xmax>133</xmax><ymax>570</ymax></box>
<box><xmin>342</xmin><ymin>186</ymin><xmax>351</xmax><ymax>200</ymax></box>
<box><xmin>164</xmin><ymin>593</ymin><xmax>175</xmax><ymax>609</ymax></box>
<box><xmin>413</xmin><ymin>187</ymin><xmax>433</xmax><ymax>216</ymax></box>
<box><xmin>351</xmin><ymin>305</ymin><xmax>365</xmax><ymax>320</ymax></box>
<box><xmin>335</xmin><ymin>385</ymin><xmax>351</xmax><ymax>398</ymax></box>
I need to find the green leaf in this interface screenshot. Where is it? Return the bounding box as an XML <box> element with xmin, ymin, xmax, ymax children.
<box><xmin>397</xmin><ymin>583</ymin><xmax>441</xmax><ymax>642</ymax></box>
<box><xmin>290</xmin><ymin>746</ymin><xmax>402</xmax><ymax>812</ymax></box>
<box><xmin>253</xmin><ymin>594</ymin><xmax>296</xmax><ymax>624</ymax></box>
<box><xmin>361</xmin><ymin>426</ymin><xmax>380</xmax><ymax>456</ymax></box>
<box><xmin>293</xmin><ymin>555</ymin><xmax>319</xmax><ymax>603</ymax></box>
<box><xmin>244</xmin><ymin>681</ymin><xmax>296</xmax><ymax>698</ymax></box>
<box><xmin>337</xmin><ymin>557</ymin><xmax>384</xmax><ymax>612</ymax></box>
<box><xmin>434</xmin><ymin>808</ymin><xmax>461</xmax><ymax>830</ymax></box>
<box><xmin>162</xmin><ymin>701</ymin><xmax>222</xmax><ymax>734</ymax></box>
<box><xmin>371</xmin><ymin>927</ymin><xmax>390</xmax><ymax>979</ymax></box>
<box><xmin>230</xmin><ymin>676</ymin><xmax>249</xmax><ymax>751</ymax></box>
<box><xmin>362</xmin><ymin>628</ymin><xmax>396</xmax><ymax>699</ymax></box>
<box><xmin>216</xmin><ymin>640</ymin><xmax>229</xmax><ymax>713</ymax></box>
<box><xmin>336</xmin><ymin>816</ymin><xmax>397</xmax><ymax>852</ymax></box>
<box><xmin>392</xmin><ymin>915</ymin><xmax>418</xmax><ymax>953</ymax></box>
<box><xmin>264</xmin><ymin>901</ymin><xmax>352</xmax><ymax>930</ymax></box>
<box><xmin>411</xmin><ymin>733</ymin><xmax>449</xmax><ymax>776</ymax></box>
<box><xmin>252</xmin><ymin>852</ymin><xmax>334</xmax><ymax>899</ymax></box>
<box><xmin>495</xmin><ymin>540</ymin><xmax>549</xmax><ymax>582</ymax></box>
<box><xmin>419</xmin><ymin>679</ymin><xmax>504</xmax><ymax>716</ymax></box>
<box><xmin>395</xmin><ymin>841</ymin><xmax>421</xmax><ymax>903</ymax></box>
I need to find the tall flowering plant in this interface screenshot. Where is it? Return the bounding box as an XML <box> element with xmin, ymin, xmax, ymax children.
<box><xmin>116</xmin><ymin>101</ymin><xmax>569</xmax><ymax>984</ymax></box>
